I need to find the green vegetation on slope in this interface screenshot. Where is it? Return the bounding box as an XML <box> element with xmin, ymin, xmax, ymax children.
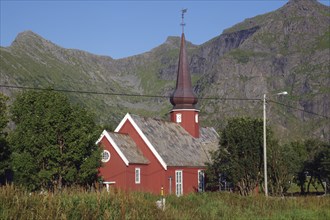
<box><xmin>1</xmin><ymin>0</ymin><xmax>329</xmax><ymax>142</ymax></box>
<box><xmin>316</xmin><ymin>31</ymin><xmax>330</xmax><ymax>50</ymax></box>
<box><xmin>227</xmin><ymin>49</ymin><xmax>268</xmax><ymax>64</ymax></box>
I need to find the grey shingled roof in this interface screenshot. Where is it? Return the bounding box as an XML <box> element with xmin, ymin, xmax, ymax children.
<box><xmin>130</xmin><ymin>114</ymin><xmax>219</xmax><ymax>167</ymax></box>
<box><xmin>107</xmin><ymin>132</ymin><xmax>149</xmax><ymax>164</ymax></box>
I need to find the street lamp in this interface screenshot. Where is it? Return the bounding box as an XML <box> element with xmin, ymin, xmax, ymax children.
<box><xmin>263</xmin><ymin>91</ymin><xmax>288</xmax><ymax>197</ymax></box>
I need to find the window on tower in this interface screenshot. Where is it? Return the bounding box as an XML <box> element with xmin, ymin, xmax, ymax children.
<box><xmin>176</xmin><ymin>113</ymin><xmax>182</xmax><ymax>123</ymax></box>
<box><xmin>195</xmin><ymin>114</ymin><xmax>199</xmax><ymax>123</ymax></box>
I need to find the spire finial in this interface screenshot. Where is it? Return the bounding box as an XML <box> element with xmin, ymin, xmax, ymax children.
<box><xmin>181</xmin><ymin>8</ymin><xmax>187</xmax><ymax>33</ymax></box>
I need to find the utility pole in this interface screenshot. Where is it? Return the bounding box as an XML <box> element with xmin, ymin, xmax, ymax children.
<box><xmin>263</xmin><ymin>91</ymin><xmax>288</xmax><ymax>197</ymax></box>
<box><xmin>263</xmin><ymin>94</ymin><xmax>268</xmax><ymax>197</ymax></box>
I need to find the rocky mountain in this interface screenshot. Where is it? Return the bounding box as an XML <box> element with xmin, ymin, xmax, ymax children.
<box><xmin>1</xmin><ymin>0</ymin><xmax>329</xmax><ymax>142</ymax></box>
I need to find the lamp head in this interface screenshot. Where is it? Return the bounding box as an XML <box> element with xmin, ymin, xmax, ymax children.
<box><xmin>277</xmin><ymin>91</ymin><xmax>288</xmax><ymax>95</ymax></box>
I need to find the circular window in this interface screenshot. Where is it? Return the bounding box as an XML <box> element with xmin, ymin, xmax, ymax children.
<box><xmin>101</xmin><ymin>150</ymin><xmax>111</xmax><ymax>163</ymax></box>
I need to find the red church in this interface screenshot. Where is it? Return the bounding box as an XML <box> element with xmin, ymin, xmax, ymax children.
<box><xmin>96</xmin><ymin>32</ymin><xmax>219</xmax><ymax>196</ymax></box>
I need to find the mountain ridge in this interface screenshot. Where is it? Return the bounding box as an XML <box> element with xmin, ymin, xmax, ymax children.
<box><xmin>1</xmin><ymin>0</ymin><xmax>329</xmax><ymax>141</ymax></box>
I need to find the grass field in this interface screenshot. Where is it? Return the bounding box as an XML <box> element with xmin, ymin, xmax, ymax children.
<box><xmin>0</xmin><ymin>185</ymin><xmax>329</xmax><ymax>220</ymax></box>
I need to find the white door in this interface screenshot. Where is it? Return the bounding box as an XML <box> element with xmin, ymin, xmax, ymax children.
<box><xmin>175</xmin><ymin>170</ymin><xmax>183</xmax><ymax>196</ymax></box>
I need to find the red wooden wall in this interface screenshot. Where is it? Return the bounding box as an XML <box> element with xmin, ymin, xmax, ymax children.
<box><xmin>170</xmin><ymin>110</ymin><xmax>199</xmax><ymax>138</ymax></box>
<box><xmin>99</xmin><ymin>118</ymin><xmax>206</xmax><ymax>195</ymax></box>
<box><xmin>118</xmin><ymin>120</ymin><xmax>166</xmax><ymax>194</ymax></box>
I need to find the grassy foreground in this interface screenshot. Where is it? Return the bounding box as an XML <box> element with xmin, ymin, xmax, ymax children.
<box><xmin>0</xmin><ymin>185</ymin><xmax>329</xmax><ymax>220</ymax></box>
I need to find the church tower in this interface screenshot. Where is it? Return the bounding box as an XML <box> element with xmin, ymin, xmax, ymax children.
<box><xmin>170</xmin><ymin>10</ymin><xmax>199</xmax><ymax>138</ymax></box>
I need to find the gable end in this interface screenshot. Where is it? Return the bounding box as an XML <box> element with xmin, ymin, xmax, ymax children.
<box><xmin>115</xmin><ymin>113</ymin><xmax>168</xmax><ymax>170</ymax></box>
<box><xmin>96</xmin><ymin>130</ymin><xmax>130</xmax><ymax>166</ymax></box>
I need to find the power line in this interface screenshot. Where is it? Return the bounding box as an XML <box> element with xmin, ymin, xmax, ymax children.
<box><xmin>1</xmin><ymin>84</ymin><xmax>328</xmax><ymax>119</ymax></box>
<box><xmin>0</xmin><ymin>84</ymin><xmax>260</xmax><ymax>101</ymax></box>
<box><xmin>0</xmin><ymin>84</ymin><xmax>166</xmax><ymax>98</ymax></box>
<box><xmin>269</xmin><ymin>99</ymin><xmax>329</xmax><ymax>119</ymax></box>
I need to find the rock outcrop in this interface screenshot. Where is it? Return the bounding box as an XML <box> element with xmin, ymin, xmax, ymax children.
<box><xmin>1</xmin><ymin>0</ymin><xmax>329</xmax><ymax>141</ymax></box>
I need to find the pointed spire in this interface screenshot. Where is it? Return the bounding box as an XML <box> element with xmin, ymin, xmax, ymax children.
<box><xmin>170</xmin><ymin>9</ymin><xmax>200</xmax><ymax>138</ymax></box>
<box><xmin>170</xmin><ymin>33</ymin><xmax>198</xmax><ymax>109</ymax></box>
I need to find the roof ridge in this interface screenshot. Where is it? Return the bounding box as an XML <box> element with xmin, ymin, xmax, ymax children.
<box><xmin>115</xmin><ymin>113</ymin><xmax>219</xmax><ymax>167</ymax></box>
<box><xmin>130</xmin><ymin>114</ymin><xmax>177</xmax><ymax>125</ymax></box>
<box><xmin>131</xmin><ymin>114</ymin><xmax>218</xmax><ymax>136</ymax></box>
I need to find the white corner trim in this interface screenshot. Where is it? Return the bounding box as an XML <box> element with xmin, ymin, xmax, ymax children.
<box><xmin>114</xmin><ymin>113</ymin><xmax>131</xmax><ymax>133</ymax></box>
<box><xmin>96</xmin><ymin>130</ymin><xmax>129</xmax><ymax>166</ymax></box>
<box><xmin>115</xmin><ymin>113</ymin><xmax>168</xmax><ymax>170</ymax></box>
<box><xmin>170</xmin><ymin>109</ymin><xmax>200</xmax><ymax>112</ymax></box>
<box><xmin>103</xmin><ymin>181</ymin><xmax>116</xmax><ymax>184</ymax></box>
<box><xmin>211</xmin><ymin>127</ymin><xmax>220</xmax><ymax>137</ymax></box>
<box><xmin>96</xmin><ymin>131</ymin><xmax>105</xmax><ymax>145</ymax></box>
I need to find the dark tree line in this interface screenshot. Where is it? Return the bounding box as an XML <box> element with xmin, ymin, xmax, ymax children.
<box><xmin>292</xmin><ymin>139</ymin><xmax>330</xmax><ymax>194</ymax></box>
<box><xmin>0</xmin><ymin>94</ymin><xmax>11</xmax><ymax>185</ymax></box>
<box><xmin>1</xmin><ymin>91</ymin><xmax>329</xmax><ymax>194</ymax></box>
<box><xmin>206</xmin><ymin>117</ymin><xmax>329</xmax><ymax>196</ymax></box>
<box><xmin>0</xmin><ymin>91</ymin><xmax>102</xmax><ymax>191</ymax></box>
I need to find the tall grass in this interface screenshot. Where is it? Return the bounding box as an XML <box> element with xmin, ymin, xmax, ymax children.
<box><xmin>1</xmin><ymin>184</ymin><xmax>329</xmax><ymax>220</ymax></box>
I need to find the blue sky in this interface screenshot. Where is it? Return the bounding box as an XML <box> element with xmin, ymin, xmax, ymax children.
<box><xmin>1</xmin><ymin>0</ymin><xmax>329</xmax><ymax>59</ymax></box>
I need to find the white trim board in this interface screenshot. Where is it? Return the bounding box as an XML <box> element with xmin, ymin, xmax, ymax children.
<box><xmin>96</xmin><ymin>130</ymin><xmax>130</xmax><ymax>166</ymax></box>
<box><xmin>115</xmin><ymin>113</ymin><xmax>168</xmax><ymax>170</ymax></box>
<box><xmin>170</xmin><ymin>109</ymin><xmax>200</xmax><ymax>112</ymax></box>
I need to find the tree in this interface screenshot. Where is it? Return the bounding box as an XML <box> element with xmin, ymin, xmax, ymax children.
<box><xmin>0</xmin><ymin>93</ymin><xmax>11</xmax><ymax>184</ymax></box>
<box><xmin>283</xmin><ymin>139</ymin><xmax>330</xmax><ymax>194</ymax></box>
<box><xmin>206</xmin><ymin>117</ymin><xmax>267</xmax><ymax>196</ymax></box>
<box><xmin>288</xmin><ymin>140</ymin><xmax>311</xmax><ymax>194</ymax></box>
<box><xmin>296</xmin><ymin>139</ymin><xmax>330</xmax><ymax>194</ymax></box>
<box><xmin>9</xmin><ymin>90</ymin><xmax>102</xmax><ymax>191</ymax></box>
<box><xmin>267</xmin><ymin>141</ymin><xmax>301</xmax><ymax>196</ymax></box>
<box><xmin>319</xmin><ymin>146</ymin><xmax>330</xmax><ymax>190</ymax></box>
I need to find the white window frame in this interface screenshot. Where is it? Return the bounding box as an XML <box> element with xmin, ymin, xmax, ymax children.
<box><xmin>176</xmin><ymin>113</ymin><xmax>182</xmax><ymax>123</ymax></box>
<box><xmin>175</xmin><ymin>170</ymin><xmax>183</xmax><ymax>196</ymax></box>
<box><xmin>101</xmin><ymin>150</ymin><xmax>111</xmax><ymax>163</ymax></box>
<box><xmin>135</xmin><ymin>168</ymin><xmax>141</xmax><ymax>184</ymax></box>
<box><xmin>195</xmin><ymin>114</ymin><xmax>199</xmax><ymax>123</ymax></box>
<box><xmin>198</xmin><ymin>170</ymin><xmax>205</xmax><ymax>192</ymax></box>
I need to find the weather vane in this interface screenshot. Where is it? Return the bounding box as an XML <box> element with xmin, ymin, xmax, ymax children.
<box><xmin>181</xmin><ymin>8</ymin><xmax>187</xmax><ymax>33</ymax></box>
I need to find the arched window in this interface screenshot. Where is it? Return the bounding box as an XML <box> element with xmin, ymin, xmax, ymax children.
<box><xmin>101</xmin><ymin>150</ymin><xmax>111</xmax><ymax>163</ymax></box>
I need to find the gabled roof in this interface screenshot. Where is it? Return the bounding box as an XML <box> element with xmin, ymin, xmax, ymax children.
<box><xmin>108</xmin><ymin>132</ymin><xmax>149</xmax><ymax>164</ymax></box>
<box><xmin>115</xmin><ymin>113</ymin><xmax>168</xmax><ymax>169</ymax></box>
<box><xmin>96</xmin><ymin>130</ymin><xmax>149</xmax><ymax>165</ymax></box>
<box><xmin>116</xmin><ymin>113</ymin><xmax>219</xmax><ymax>168</ymax></box>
